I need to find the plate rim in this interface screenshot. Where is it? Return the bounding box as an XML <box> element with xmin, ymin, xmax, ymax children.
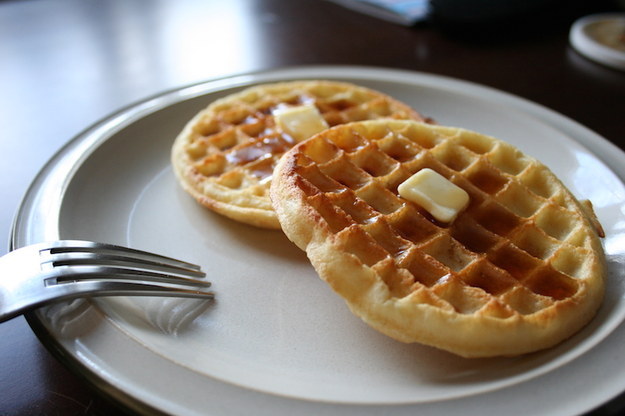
<box><xmin>13</xmin><ymin>64</ymin><xmax>625</xmax><ymax>415</ymax></box>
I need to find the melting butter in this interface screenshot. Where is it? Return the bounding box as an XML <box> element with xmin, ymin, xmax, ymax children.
<box><xmin>273</xmin><ymin>104</ymin><xmax>328</xmax><ymax>142</ymax></box>
<box><xmin>398</xmin><ymin>168</ymin><xmax>469</xmax><ymax>223</ymax></box>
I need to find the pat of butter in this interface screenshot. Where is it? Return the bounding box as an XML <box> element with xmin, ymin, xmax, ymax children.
<box><xmin>273</xmin><ymin>104</ymin><xmax>329</xmax><ymax>142</ymax></box>
<box><xmin>398</xmin><ymin>168</ymin><xmax>469</xmax><ymax>223</ymax></box>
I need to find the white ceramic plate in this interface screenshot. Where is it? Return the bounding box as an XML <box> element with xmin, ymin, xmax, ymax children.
<box><xmin>13</xmin><ymin>66</ymin><xmax>625</xmax><ymax>415</ymax></box>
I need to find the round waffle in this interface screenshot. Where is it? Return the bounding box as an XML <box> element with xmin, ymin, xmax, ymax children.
<box><xmin>270</xmin><ymin>120</ymin><xmax>606</xmax><ymax>358</ymax></box>
<box><xmin>172</xmin><ymin>81</ymin><xmax>428</xmax><ymax>228</ymax></box>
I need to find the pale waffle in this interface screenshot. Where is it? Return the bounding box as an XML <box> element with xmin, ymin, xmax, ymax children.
<box><xmin>171</xmin><ymin>81</ymin><xmax>428</xmax><ymax>229</ymax></box>
<box><xmin>270</xmin><ymin>120</ymin><xmax>606</xmax><ymax>358</ymax></box>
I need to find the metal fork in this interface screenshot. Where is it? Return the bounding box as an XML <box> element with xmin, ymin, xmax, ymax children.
<box><xmin>0</xmin><ymin>240</ymin><xmax>214</xmax><ymax>322</ymax></box>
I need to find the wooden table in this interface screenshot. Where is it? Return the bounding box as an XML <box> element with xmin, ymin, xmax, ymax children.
<box><xmin>1</xmin><ymin>0</ymin><xmax>623</xmax><ymax>414</ymax></box>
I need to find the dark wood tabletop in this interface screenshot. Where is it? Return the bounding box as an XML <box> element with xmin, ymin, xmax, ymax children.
<box><xmin>1</xmin><ymin>0</ymin><xmax>624</xmax><ymax>414</ymax></box>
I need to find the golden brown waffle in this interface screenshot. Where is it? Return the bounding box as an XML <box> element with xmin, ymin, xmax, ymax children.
<box><xmin>171</xmin><ymin>81</ymin><xmax>428</xmax><ymax>229</ymax></box>
<box><xmin>270</xmin><ymin>120</ymin><xmax>606</xmax><ymax>357</ymax></box>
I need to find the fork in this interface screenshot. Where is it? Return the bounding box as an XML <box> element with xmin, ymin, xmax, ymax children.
<box><xmin>0</xmin><ymin>240</ymin><xmax>214</xmax><ymax>322</ymax></box>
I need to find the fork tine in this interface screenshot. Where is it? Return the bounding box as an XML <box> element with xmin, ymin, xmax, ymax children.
<box><xmin>42</xmin><ymin>252</ymin><xmax>206</xmax><ymax>278</ymax></box>
<box><xmin>86</xmin><ymin>282</ymin><xmax>215</xmax><ymax>299</ymax></box>
<box><xmin>48</xmin><ymin>265</ymin><xmax>212</xmax><ymax>287</ymax></box>
<box><xmin>60</xmin><ymin>280</ymin><xmax>216</xmax><ymax>298</ymax></box>
<box><xmin>46</xmin><ymin>240</ymin><xmax>202</xmax><ymax>272</ymax></box>
<box><xmin>3</xmin><ymin>280</ymin><xmax>215</xmax><ymax>322</ymax></box>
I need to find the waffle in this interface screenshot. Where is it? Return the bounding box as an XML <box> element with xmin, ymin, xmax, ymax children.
<box><xmin>270</xmin><ymin>120</ymin><xmax>606</xmax><ymax>357</ymax></box>
<box><xmin>171</xmin><ymin>81</ymin><xmax>428</xmax><ymax>229</ymax></box>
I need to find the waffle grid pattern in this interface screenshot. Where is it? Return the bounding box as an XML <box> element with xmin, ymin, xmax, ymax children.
<box><xmin>290</xmin><ymin>122</ymin><xmax>599</xmax><ymax>319</ymax></box>
<box><xmin>181</xmin><ymin>82</ymin><xmax>425</xmax><ymax>208</ymax></box>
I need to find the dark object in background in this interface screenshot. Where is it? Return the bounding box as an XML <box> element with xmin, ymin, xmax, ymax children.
<box><xmin>429</xmin><ymin>0</ymin><xmax>622</xmax><ymax>42</ymax></box>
